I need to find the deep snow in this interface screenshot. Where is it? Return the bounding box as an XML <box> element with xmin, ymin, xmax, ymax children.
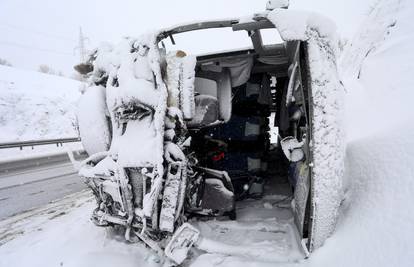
<box><xmin>0</xmin><ymin>65</ymin><xmax>81</xmax><ymax>142</ymax></box>
<box><xmin>304</xmin><ymin>0</ymin><xmax>414</xmax><ymax>265</ymax></box>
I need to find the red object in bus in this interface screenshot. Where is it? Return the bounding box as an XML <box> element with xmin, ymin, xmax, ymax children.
<box><xmin>212</xmin><ymin>152</ymin><xmax>225</xmax><ymax>161</ymax></box>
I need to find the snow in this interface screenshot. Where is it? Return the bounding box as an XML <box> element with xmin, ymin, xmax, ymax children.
<box><xmin>0</xmin><ymin>65</ymin><xmax>81</xmax><ymax>142</ymax></box>
<box><xmin>180</xmin><ymin>55</ymin><xmax>197</xmax><ymax>120</ymax></box>
<box><xmin>285</xmin><ymin>61</ymin><xmax>298</xmax><ymax>106</ymax></box>
<box><xmin>269</xmin><ymin>5</ymin><xmax>346</xmax><ymax>250</ymax></box>
<box><xmin>340</xmin><ymin>0</ymin><xmax>412</xmax><ymax>141</ymax></box>
<box><xmin>77</xmin><ymin>85</ymin><xmax>111</xmax><ymax>155</ymax></box>
<box><xmin>267</xmin><ymin>8</ymin><xmax>337</xmax><ymax>43</ymax></box>
<box><xmin>194</xmin><ymin>0</ymin><xmax>414</xmax><ymax>264</ymax></box>
<box><xmin>266</xmin><ymin>0</ymin><xmax>290</xmax><ymax>10</ymax></box>
<box><xmin>0</xmin><ymin>190</ymin><xmax>304</xmax><ymax>267</ymax></box>
<box><xmin>159</xmin><ymin>166</ymin><xmax>182</xmax><ymax>232</ymax></box>
<box><xmin>78</xmin><ymin>152</ymin><xmax>115</xmax><ymax>178</ymax></box>
<box><xmin>166</xmin><ymin>52</ymin><xmax>184</xmax><ymax>108</ymax></box>
<box><xmin>0</xmin><ymin>142</ymin><xmax>83</xmax><ymax>162</ymax></box>
<box><xmin>2</xmin><ymin>0</ymin><xmax>414</xmax><ymax>266</ymax></box>
<box><xmin>81</xmin><ymin>34</ymin><xmax>169</xmax><ymax>220</ymax></box>
<box><xmin>104</xmin><ymin>41</ymin><xmax>160</xmax><ymax>111</ymax></box>
<box><xmin>302</xmin><ymin>0</ymin><xmax>414</xmax><ymax>265</ymax></box>
<box><xmin>88</xmin><ymin>36</ymin><xmax>166</xmax><ymax>169</ymax></box>
<box><xmin>280</xmin><ymin>137</ymin><xmax>304</xmax><ymax>162</ymax></box>
<box><xmin>310</xmin><ymin>125</ymin><xmax>414</xmax><ymax>267</ymax></box>
<box><xmin>339</xmin><ymin>0</ymin><xmax>401</xmax><ymax>80</ymax></box>
<box><xmin>190</xmin><ymin>195</ymin><xmax>304</xmax><ymax>266</ymax></box>
<box><xmin>0</xmin><ymin>191</ymin><xmax>160</xmax><ymax>267</ymax></box>
<box><xmin>306</xmin><ymin>29</ymin><xmax>345</xmax><ymax>250</ymax></box>
<box><xmin>165</xmin><ymin>51</ymin><xmax>197</xmax><ymax>120</ymax></box>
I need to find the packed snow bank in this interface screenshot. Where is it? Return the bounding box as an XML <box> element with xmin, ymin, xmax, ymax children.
<box><xmin>304</xmin><ymin>0</ymin><xmax>414</xmax><ymax>265</ymax></box>
<box><xmin>306</xmin><ymin>125</ymin><xmax>414</xmax><ymax>267</ymax></box>
<box><xmin>340</xmin><ymin>0</ymin><xmax>412</xmax><ymax>141</ymax></box>
<box><xmin>0</xmin><ymin>65</ymin><xmax>81</xmax><ymax>142</ymax></box>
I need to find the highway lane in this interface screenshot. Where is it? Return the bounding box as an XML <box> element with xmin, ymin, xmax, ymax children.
<box><xmin>0</xmin><ymin>156</ymin><xmax>87</xmax><ymax>220</ymax></box>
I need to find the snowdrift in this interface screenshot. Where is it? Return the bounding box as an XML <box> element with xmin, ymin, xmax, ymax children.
<box><xmin>0</xmin><ymin>65</ymin><xmax>81</xmax><ymax>142</ymax></box>
<box><xmin>305</xmin><ymin>0</ymin><xmax>414</xmax><ymax>266</ymax></box>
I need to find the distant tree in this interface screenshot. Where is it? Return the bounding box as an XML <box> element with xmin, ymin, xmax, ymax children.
<box><xmin>0</xmin><ymin>58</ymin><xmax>12</xmax><ymax>67</ymax></box>
<box><xmin>38</xmin><ymin>64</ymin><xmax>56</xmax><ymax>75</ymax></box>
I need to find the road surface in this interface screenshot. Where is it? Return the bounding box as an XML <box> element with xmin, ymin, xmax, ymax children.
<box><xmin>0</xmin><ymin>153</ymin><xmax>87</xmax><ymax>220</ymax></box>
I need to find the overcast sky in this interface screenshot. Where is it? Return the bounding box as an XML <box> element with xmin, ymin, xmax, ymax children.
<box><xmin>0</xmin><ymin>0</ymin><xmax>375</xmax><ymax>75</ymax></box>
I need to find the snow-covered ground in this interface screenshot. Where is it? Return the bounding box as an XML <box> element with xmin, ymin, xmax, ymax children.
<box><xmin>0</xmin><ymin>65</ymin><xmax>81</xmax><ymax>143</ymax></box>
<box><xmin>0</xmin><ymin>189</ymin><xmax>305</xmax><ymax>267</ymax></box>
<box><xmin>1</xmin><ymin>0</ymin><xmax>414</xmax><ymax>266</ymax></box>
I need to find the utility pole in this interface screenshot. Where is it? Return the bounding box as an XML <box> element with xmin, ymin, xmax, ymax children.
<box><xmin>74</xmin><ymin>27</ymin><xmax>89</xmax><ymax>89</ymax></box>
<box><xmin>74</xmin><ymin>26</ymin><xmax>89</xmax><ymax>62</ymax></box>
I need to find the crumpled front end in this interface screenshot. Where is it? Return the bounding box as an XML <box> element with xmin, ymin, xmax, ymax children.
<box><xmin>76</xmin><ymin>35</ymin><xmax>235</xmax><ymax>263</ymax></box>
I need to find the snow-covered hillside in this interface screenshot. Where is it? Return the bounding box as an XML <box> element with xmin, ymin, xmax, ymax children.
<box><xmin>341</xmin><ymin>0</ymin><xmax>414</xmax><ymax>141</ymax></box>
<box><xmin>0</xmin><ymin>65</ymin><xmax>81</xmax><ymax>142</ymax></box>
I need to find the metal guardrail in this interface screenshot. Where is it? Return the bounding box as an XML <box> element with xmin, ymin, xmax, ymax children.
<box><xmin>0</xmin><ymin>137</ymin><xmax>81</xmax><ymax>150</ymax></box>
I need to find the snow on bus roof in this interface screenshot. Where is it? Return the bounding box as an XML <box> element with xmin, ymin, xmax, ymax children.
<box><xmin>267</xmin><ymin>8</ymin><xmax>337</xmax><ymax>42</ymax></box>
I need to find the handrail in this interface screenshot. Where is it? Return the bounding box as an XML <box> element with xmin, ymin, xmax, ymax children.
<box><xmin>0</xmin><ymin>137</ymin><xmax>81</xmax><ymax>149</ymax></box>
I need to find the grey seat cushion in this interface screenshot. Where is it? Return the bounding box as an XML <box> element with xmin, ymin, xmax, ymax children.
<box><xmin>187</xmin><ymin>94</ymin><xmax>219</xmax><ymax>127</ymax></box>
<box><xmin>201</xmin><ymin>178</ymin><xmax>234</xmax><ymax>213</ymax></box>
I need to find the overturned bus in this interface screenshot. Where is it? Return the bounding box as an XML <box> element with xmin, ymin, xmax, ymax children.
<box><xmin>75</xmin><ymin>1</ymin><xmax>345</xmax><ymax>265</ymax></box>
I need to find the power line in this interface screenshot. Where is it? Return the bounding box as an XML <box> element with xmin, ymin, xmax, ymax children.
<box><xmin>0</xmin><ymin>40</ymin><xmax>73</xmax><ymax>56</ymax></box>
<box><xmin>0</xmin><ymin>21</ymin><xmax>77</xmax><ymax>42</ymax></box>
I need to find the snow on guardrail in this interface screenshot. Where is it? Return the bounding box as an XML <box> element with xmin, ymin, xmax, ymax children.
<box><xmin>0</xmin><ymin>137</ymin><xmax>81</xmax><ymax>150</ymax></box>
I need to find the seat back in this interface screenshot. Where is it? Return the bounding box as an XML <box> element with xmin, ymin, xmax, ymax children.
<box><xmin>188</xmin><ymin>69</ymin><xmax>232</xmax><ymax>128</ymax></box>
